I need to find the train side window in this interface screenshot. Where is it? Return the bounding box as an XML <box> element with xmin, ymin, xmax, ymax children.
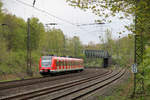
<box><xmin>57</xmin><ymin>60</ymin><xmax>60</xmax><ymax>66</ymax></box>
<box><xmin>62</xmin><ymin>60</ymin><xmax>64</xmax><ymax>66</ymax></box>
<box><xmin>59</xmin><ymin>60</ymin><xmax>61</xmax><ymax>66</ymax></box>
<box><xmin>68</xmin><ymin>61</ymin><xmax>70</xmax><ymax>66</ymax></box>
<box><xmin>64</xmin><ymin>61</ymin><xmax>65</xmax><ymax>66</ymax></box>
<box><xmin>81</xmin><ymin>62</ymin><xmax>83</xmax><ymax>66</ymax></box>
<box><xmin>56</xmin><ymin>60</ymin><xmax>58</xmax><ymax>66</ymax></box>
<box><xmin>66</xmin><ymin>61</ymin><xmax>67</xmax><ymax>66</ymax></box>
<box><xmin>61</xmin><ymin>60</ymin><xmax>63</xmax><ymax>66</ymax></box>
<box><xmin>65</xmin><ymin>61</ymin><xmax>67</xmax><ymax>66</ymax></box>
<box><xmin>64</xmin><ymin>60</ymin><xmax>65</xmax><ymax>66</ymax></box>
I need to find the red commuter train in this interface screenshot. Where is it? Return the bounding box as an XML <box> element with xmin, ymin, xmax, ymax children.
<box><xmin>39</xmin><ymin>56</ymin><xmax>84</xmax><ymax>76</ymax></box>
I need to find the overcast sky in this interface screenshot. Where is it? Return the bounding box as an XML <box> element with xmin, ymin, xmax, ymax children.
<box><xmin>1</xmin><ymin>0</ymin><xmax>132</xmax><ymax>44</ymax></box>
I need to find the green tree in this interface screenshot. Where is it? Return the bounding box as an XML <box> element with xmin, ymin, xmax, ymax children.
<box><xmin>40</xmin><ymin>28</ymin><xmax>65</xmax><ymax>56</ymax></box>
<box><xmin>1</xmin><ymin>14</ymin><xmax>27</xmax><ymax>51</ymax></box>
<box><xmin>66</xmin><ymin>0</ymin><xmax>150</xmax><ymax>41</ymax></box>
<box><xmin>30</xmin><ymin>17</ymin><xmax>45</xmax><ymax>50</ymax></box>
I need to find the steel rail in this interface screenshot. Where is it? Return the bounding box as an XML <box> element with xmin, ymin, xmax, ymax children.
<box><xmin>72</xmin><ymin>69</ymin><xmax>126</xmax><ymax>100</ymax></box>
<box><xmin>0</xmin><ymin>69</ymin><xmax>100</xmax><ymax>90</ymax></box>
<box><xmin>51</xmin><ymin>69</ymin><xmax>125</xmax><ymax>100</ymax></box>
<box><xmin>0</xmin><ymin>70</ymin><xmax>112</xmax><ymax>100</ymax></box>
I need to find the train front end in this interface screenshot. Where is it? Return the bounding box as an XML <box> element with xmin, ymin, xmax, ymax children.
<box><xmin>39</xmin><ymin>56</ymin><xmax>52</xmax><ymax>76</ymax></box>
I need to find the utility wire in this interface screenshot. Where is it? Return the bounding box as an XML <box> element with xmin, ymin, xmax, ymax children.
<box><xmin>77</xmin><ymin>23</ymin><xmax>105</xmax><ymax>26</ymax></box>
<box><xmin>15</xmin><ymin>0</ymin><xmax>77</xmax><ymax>26</ymax></box>
<box><xmin>15</xmin><ymin>0</ymin><xmax>98</xmax><ymax>34</ymax></box>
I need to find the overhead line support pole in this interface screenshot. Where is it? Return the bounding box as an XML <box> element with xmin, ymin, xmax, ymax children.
<box><xmin>132</xmin><ymin>0</ymin><xmax>145</xmax><ymax>97</ymax></box>
<box><xmin>27</xmin><ymin>18</ymin><xmax>33</xmax><ymax>76</ymax></box>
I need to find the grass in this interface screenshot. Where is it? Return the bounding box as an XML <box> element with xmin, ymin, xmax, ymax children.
<box><xmin>98</xmin><ymin>77</ymin><xmax>132</xmax><ymax>100</ymax></box>
<box><xmin>0</xmin><ymin>69</ymin><xmax>41</xmax><ymax>82</ymax></box>
<box><xmin>98</xmin><ymin>72</ymin><xmax>150</xmax><ymax>100</ymax></box>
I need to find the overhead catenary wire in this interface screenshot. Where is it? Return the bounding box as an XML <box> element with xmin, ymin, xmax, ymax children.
<box><xmin>14</xmin><ymin>0</ymin><xmax>103</xmax><ymax>34</ymax></box>
<box><xmin>15</xmin><ymin>0</ymin><xmax>93</xmax><ymax>33</ymax></box>
<box><xmin>15</xmin><ymin>0</ymin><xmax>77</xmax><ymax>26</ymax></box>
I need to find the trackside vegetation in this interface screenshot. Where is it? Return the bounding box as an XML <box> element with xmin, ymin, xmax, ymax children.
<box><xmin>0</xmin><ymin>1</ymin><xmax>134</xmax><ymax>81</ymax></box>
<box><xmin>66</xmin><ymin>0</ymin><xmax>150</xmax><ymax>99</ymax></box>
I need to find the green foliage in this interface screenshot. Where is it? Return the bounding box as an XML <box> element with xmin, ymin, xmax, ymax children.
<box><xmin>102</xmin><ymin>29</ymin><xmax>134</xmax><ymax>67</ymax></box>
<box><xmin>30</xmin><ymin>17</ymin><xmax>45</xmax><ymax>50</ymax></box>
<box><xmin>138</xmin><ymin>46</ymin><xmax>150</xmax><ymax>93</ymax></box>
<box><xmin>40</xmin><ymin>28</ymin><xmax>65</xmax><ymax>55</ymax></box>
<box><xmin>0</xmin><ymin>1</ymin><xmax>3</xmax><ymax>14</ymax></box>
<box><xmin>84</xmin><ymin>59</ymin><xmax>103</xmax><ymax>67</ymax></box>
<box><xmin>66</xmin><ymin>1</ymin><xmax>150</xmax><ymax>72</ymax></box>
<box><xmin>0</xmin><ymin>0</ymin><xmax>86</xmax><ymax>77</ymax></box>
<box><xmin>66</xmin><ymin>0</ymin><xmax>134</xmax><ymax>22</ymax></box>
<box><xmin>66</xmin><ymin>0</ymin><xmax>150</xmax><ymax>44</ymax></box>
<box><xmin>0</xmin><ymin>39</ymin><xmax>8</xmax><ymax>63</ymax></box>
<box><xmin>1</xmin><ymin>14</ymin><xmax>27</xmax><ymax>51</ymax></box>
<box><xmin>0</xmin><ymin>0</ymin><xmax>139</xmax><ymax>83</ymax></box>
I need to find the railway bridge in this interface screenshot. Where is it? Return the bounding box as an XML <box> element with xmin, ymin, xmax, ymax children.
<box><xmin>83</xmin><ymin>50</ymin><xmax>111</xmax><ymax>68</ymax></box>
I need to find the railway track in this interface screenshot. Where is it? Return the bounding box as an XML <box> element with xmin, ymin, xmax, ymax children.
<box><xmin>0</xmin><ymin>68</ymin><xmax>104</xmax><ymax>90</ymax></box>
<box><xmin>0</xmin><ymin>69</ymin><xmax>111</xmax><ymax>100</ymax></box>
<box><xmin>49</xmin><ymin>69</ymin><xmax>125</xmax><ymax>100</ymax></box>
<box><xmin>0</xmin><ymin>69</ymin><xmax>127</xmax><ymax>100</ymax></box>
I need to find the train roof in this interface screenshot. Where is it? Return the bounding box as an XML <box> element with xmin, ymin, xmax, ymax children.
<box><xmin>52</xmin><ymin>56</ymin><xmax>83</xmax><ymax>61</ymax></box>
<box><xmin>41</xmin><ymin>56</ymin><xmax>83</xmax><ymax>61</ymax></box>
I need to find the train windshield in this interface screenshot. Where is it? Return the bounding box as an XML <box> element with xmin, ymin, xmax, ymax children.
<box><xmin>41</xmin><ymin>56</ymin><xmax>52</xmax><ymax>67</ymax></box>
